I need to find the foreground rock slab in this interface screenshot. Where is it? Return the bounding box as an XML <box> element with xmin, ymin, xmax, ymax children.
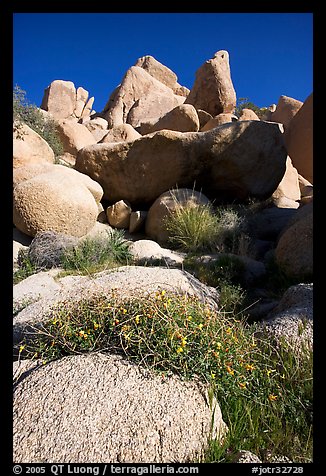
<box><xmin>13</xmin><ymin>352</ymin><xmax>226</xmax><ymax>463</ymax></box>
<box><xmin>76</xmin><ymin>120</ymin><xmax>287</xmax><ymax>205</ymax></box>
<box><xmin>13</xmin><ymin>266</ymin><xmax>220</xmax><ymax>343</ymax></box>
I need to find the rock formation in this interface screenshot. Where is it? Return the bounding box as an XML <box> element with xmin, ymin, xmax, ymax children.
<box><xmin>14</xmin><ymin>352</ymin><xmax>226</xmax><ymax>463</ymax></box>
<box><xmin>185</xmin><ymin>50</ymin><xmax>237</xmax><ymax>116</ymax></box>
<box><xmin>41</xmin><ymin>80</ymin><xmax>94</xmax><ymax>121</ymax></box>
<box><xmin>284</xmin><ymin>93</ymin><xmax>313</xmax><ymax>183</ymax></box>
<box><xmin>76</xmin><ymin>121</ymin><xmax>287</xmax><ymax>205</ymax></box>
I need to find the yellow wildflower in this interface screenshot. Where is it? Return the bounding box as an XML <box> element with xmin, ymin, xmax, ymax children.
<box><xmin>226</xmin><ymin>327</ymin><xmax>232</xmax><ymax>334</ymax></box>
<box><xmin>266</xmin><ymin>369</ymin><xmax>276</xmax><ymax>376</ymax></box>
<box><xmin>176</xmin><ymin>347</ymin><xmax>184</xmax><ymax>353</ymax></box>
<box><xmin>135</xmin><ymin>315</ymin><xmax>140</xmax><ymax>324</ymax></box>
<box><xmin>226</xmin><ymin>366</ymin><xmax>234</xmax><ymax>376</ymax></box>
<box><xmin>79</xmin><ymin>330</ymin><xmax>85</xmax><ymax>337</ymax></box>
<box><xmin>93</xmin><ymin>322</ymin><xmax>99</xmax><ymax>329</ymax></box>
<box><xmin>19</xmin><ymin>344</ymin><xmax>25</xmax><ymax>353</ymax></box>
<box><xmin>239</xmin><ymin>382</ymin><xmax>247</xmax><ymax>389</ymax></box>
<box><xmin>211</xmin><ymin>372</ymin><xmax>216</xmax><ymax>379</ymax></box>
<box><xmin>269</xmin><ymin>394</ymin><xmax>278</xmax><ymax>402</ymax></box>
<box><xmin>187</xmin><ymin>315</ymin><xmax>193</xmax><ymax>321</ymax></box>
<box><xmin>250</xmin><ymin>337</ymin><xmax>257</xmax><ymax>347</ymax></box>
<box><xmin>216</xmin><ymin>342</ymin><xmax>222</xmax><ymax>349</ymax></box>
<box><xmin>181</xmin><ymin>337</ymin><xmax>187</xmax><ymax>347</ymax></box>
<box><xmin>245</xmin><ymin>363</ymin><xmax>255</xmax><ymax>372</ymax></box>
<box><xmin>197</xmin><ymin>323</ymin><xmax>204</xmax><ymax>330</ymax></box>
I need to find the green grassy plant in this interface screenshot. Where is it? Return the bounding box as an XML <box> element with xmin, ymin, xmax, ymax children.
<box><xmin>13</xmin><ymin>249</ymin><xmax>39</xmax><ymax>285</ymax></box>
<box><xmin>165</xmin><ymin>202</ymin><xmax>221</xmax><ymax>253</ymax></box>
<box><xmin>164</xmin><ymin>194</ymin><xmax>247</xmax><ymax>255</ymax></box>
<box><xmin>60</xmin><ymin>230</ymin><xmax>132</xmax><ymax>275</ymax></box>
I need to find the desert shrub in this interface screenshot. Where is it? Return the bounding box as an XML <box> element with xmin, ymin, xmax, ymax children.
<box><xmin>13</xmin><ymin>84</ymin><xmax>64</xmax><ymax>158</ymax></box>
<box><xmin>184</xmin><ymin>254</ymin><xmax>247</xmax><ymax>315</ymax></box>
<box><xmin>165</xmin><ymin>195</ymin><xmax>249</xmax><ymax>256</ymax></box>
<box><xmin>60</xmin><ymin>229</ymin><xmax>132</xmax><ymax>274</ymax></box>
<box><xmin>13</xmin><ymin>248</ymin><xmax>38</xmax><ymax>284</ymax></box>
<box><xmin>262</xmin><ymin>254</ymin><xmax>312</xmax><ymax>299</ymax></box>
<box><xmin>214</xmin><ymin>206</ymin><xmax>247</xmax><ymax>254</ymax></box>
<box><xmin>234</xmin><ymin>97</ymin><xmax>266</xmax><ymax>119</ymax></box>
<box><xmin>184</xmin><ymin>253</ymin><xmax>246</xmax><ymax>287</ymax></box>
<box><xmin>165</xmin><ymin>202</ymin><xmax>220</xmax><ymax>253</ymax></box>
<box><xmin>28</xmin><ymin>231</ymin><xmax>78</xmax><ymax>269</ymax></box>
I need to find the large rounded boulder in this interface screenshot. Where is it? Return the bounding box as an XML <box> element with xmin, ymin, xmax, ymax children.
<box><xmin>13</xmin><ymin>164</ymin><xmax>103</xmax><ymax>238</ymax></box>
<box><xmin>76</xmin><ymin>120</ymin><xmax>287</xmax><ymax>206</ymax></box>
<box><xmin>13</xmin><ymin>122</ymin><xmax>55</xmax><ymax>169</ymax></box>
<box><xmin>13</xmin><ymin>352</ymin><xmax>226</xmax><ymax>463</ymax></box>
<box><xmin>275</xmin><ymin>202</ymin><xmax>313</xmax><ymax>279</ymax></box>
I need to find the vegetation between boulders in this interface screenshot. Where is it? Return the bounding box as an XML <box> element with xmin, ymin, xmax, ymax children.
<box><xmin>13</xmin><ymin>229</ymin><xmax>132</xmax><ymax>284</ymax></box>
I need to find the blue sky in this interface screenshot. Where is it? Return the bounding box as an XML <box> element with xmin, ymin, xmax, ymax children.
<box><xmin>13</xmin><ymin>13</ymin><xmax>313</xmax><ymax>113</ymax></box>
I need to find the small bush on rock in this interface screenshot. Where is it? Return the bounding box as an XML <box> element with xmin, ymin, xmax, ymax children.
<box><xmin>165</xmin><ymin>197</ymin><xmax>246</xmax><ymax>255</ymax></box>
<box><xmin>13</xmin><ymin>84</ymin><xmax>64</xmax><ymax>159</ymax></box>
<box><xmin>234</xmin><ymin>97</ymin><xmax>266</xmax><ymax>119</ymax></box>
<box><xmin>165</xmin><ymin>201</ymin><xmax>220</xmax><ymax>253</ymax></box>
<box><xmin>28</xmin><ymin>231</ymin><xmax>78</xmax><ymax>269</ymax></box>
<box><xmin>13</xmin><ymin>249</ymin><xmax>38</xmax><ymax>285</ymax></box>
<box><xmin>60</xmin><ymin>229</ymin><xmax>132</xmax><ymax>274</ymax></box>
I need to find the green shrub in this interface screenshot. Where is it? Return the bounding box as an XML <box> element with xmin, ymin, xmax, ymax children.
<box><xmin>13</xmin><ymin>84</ymin><xmax>64</xmax><ymax>159</ymax></box>
<box><xmin>261</xmin><ymin>255</ymin><xmax>312</xmax><ymax>299</ymax></box>
<box><xmin>13</xmin><ymin>248</ymin><xmax>39</xmax><ymax>285</ymax></box>
<box><xmin>234</xmin><ymin>97</ymin><xmax>266</xmax><ymax>119</ymax></box>
<box><xmin>184</xmin><ymin>254</ymin><xmax>247</xmax><ymax>315</ymax></box>
<box><xmin>60</xmin><ymin>230</ymin><xmax>132</xmax><ymax>275</ymax></box>
<box><xmin>164</xmin><ymin>194</ymin><xmax>247</xmax><ymax>255</ymax></box>
<box><xmin>165</xmin><ymin>202</ymin><xmax>220</xmax><ymax>253</ymax></box>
